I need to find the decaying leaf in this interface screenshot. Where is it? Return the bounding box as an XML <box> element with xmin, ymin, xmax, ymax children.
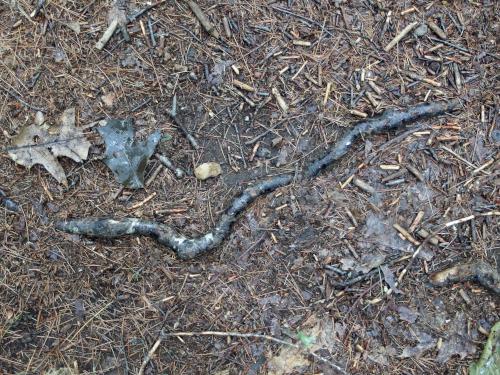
<box><xmin>368</xmin><ymin>345</ymin><xmax>397</xmax><ymax>366</ymax></box>
<box><xmin>98</xmin><ymin>119</ymin><xmax>160</xmax><ymax>189</ymax></box>
<box><xmin>267</xmin><ymin>315</ymin><xmax>344</xmax><ymax>375</ymax></box>
<box><xmin>397</xmin><ymin>305</ymin><xmax>419</xmax><ymax>324</ymax></box>
<box><xmin>436</xmin><ymin>312</ymin><xmax>476</xmax><ymax>363</ymax></box>
<box><xmin>400</xmin><ymin>331</ymin><xmax>436</xmax><ymax>358</ymax></box>
<box><xmin>8</xmin><ymin>108</ymin><xmax>90</xmax><ymax>186</ymax></box>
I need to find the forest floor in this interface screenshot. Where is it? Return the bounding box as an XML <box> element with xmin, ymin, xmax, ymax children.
<box><xmin>0</xmin><ymin>1</ymin><xmax>498</xmax><ymax>374</ymax></box>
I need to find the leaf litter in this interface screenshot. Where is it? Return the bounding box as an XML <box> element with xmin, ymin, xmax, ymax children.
<box><xmin>8</xmin><ymin>108</ymin><xmax>90</xmax><ymax>186</ymax></box>
<box><xmin>267</xmin><ymin>314</ymin><xmax>345</xmax><ymax>374</ymax></box>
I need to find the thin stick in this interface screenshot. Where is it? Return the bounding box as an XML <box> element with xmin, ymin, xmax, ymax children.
<box><xmin>128</xmin><ymin>0</ymin><xmax>166</xmax><ymax>22</ymax></box>
<box><xmin>156</xmin><ymin>154</ymin><xmax>186</xmax><ymax>178</ymax></box>
<box><xmin>185</xmin><ymin>0</ymin><xmax>219</xmax><ymax>38</ymax></box>
<box><xmin>160</xmin><ymin>331</ymin><xmax>349</xmax><ymax>374</ymax></box>
<box><xmin>0</xmin><ymin>85</ymin><xmax>46</xmax><ymax>112</ymax></box>
<box><xmin>57</xmin><ymin>100</ymin><xmax>461</xmax><ymax>259</ymax></box>
<box><xmin>384</xmin><ymin>21</ymin><xmax>418</xmax><ymax>52</ymax></box>
<box><xmin>168</xmin><ymin>113</ymin><xmax>199</xmax><ymax>150</ymax></box>
<box><xmin>138</xmin><ymin>336</ymin><xmax>163</xmax><ymax>375</ymax></box>
<box><xmin>95</xmin><ymin>19</ymin><xmax>119</xmax><ymax>50</ymax></box>
<box><xmin>440</xmin><ymin>145</ymin><xmax>489</xmax><ymax>174</ymax></box>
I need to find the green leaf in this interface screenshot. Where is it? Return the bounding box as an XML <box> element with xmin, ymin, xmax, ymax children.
<box><xmin>296</xmin><ymin>331</ymin><xmax>316</xmax><ymax>348</ymax></box>
<box><xmin>469</xmin><ymin>321</ymin><xmax>500</xmax><ymax>375</ymax></box>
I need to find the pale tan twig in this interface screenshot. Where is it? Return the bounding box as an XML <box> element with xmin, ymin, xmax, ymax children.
<box><xmin>136</xmin><ymin>330</ymin><xmax>349</xmax><ymax>374</ymax></box>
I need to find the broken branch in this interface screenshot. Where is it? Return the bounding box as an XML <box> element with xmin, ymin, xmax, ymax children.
<box><xmin>56</xmin><ymin>99</ymin><xmax>461</xmax><ymax>259</ymax></box>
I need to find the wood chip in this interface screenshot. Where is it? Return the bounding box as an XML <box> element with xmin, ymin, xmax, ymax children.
<box><xmin>353</xmin><ymin>177</ymin><xmax>375</xmax><ymax>194</ymax></box>
<box><xmin>380</xmin><ymin>164</ymin><xmax>400</xmax><ymax>170</ymax></box>
<box><xmin>272</xmin><ymin>87</ymin><xmax>288</xmax><ymax>112</ymax></box>
<box><xmin>393</xmin><ymin>223</ymin><xmax>420</xmax><ymax>245</ymax></box>
<box><xmin>233</xmin><ymin>79</ymin><xmax>255</xmax><ymax>92</ymax></box>
<box><xmin>292</xmin><ymin>40</ymin><xmax>311</xmax><ymax>47</ymax></box>
<box><xmin>323</xmin><ymin>82</ymin><xmax>332</xmax><ymax>106</ymax></box>
<box><xmin>427</xmin><ymin>20</ymin><xmax>447</xmax><ymax>39</ymax></box>
<box><xmin>409</xmin><ymin>210</ymin><xmax>425</xmax><ymax>232</ymax></box>
<box><xmin>349</xmin><ymin>109</ymin><xmax>368</xmax><ymax>118</ymax></box>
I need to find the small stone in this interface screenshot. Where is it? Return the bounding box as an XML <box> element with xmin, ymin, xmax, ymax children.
<box><xmin>194</xmin><ymin>162</ymin><xmax>222</xmax><ymax>180</ymax></box>
<box><xmin>53</xmin><ymin>48</ymin><xmax>66</xmax><ymax>63</ymax></box>
<box><xmin>101</xmin><ymin>93</ymin><xmax>115</xmax><ymax>107</ymax></box>
<box><xmin>34</xmin><ymin>111</ymin><xmax>45</xmax><ymax>125</ymax></box>
<box><xmin>256</xmin><ymin>147</ymin><xmax>272</xmax><ymax>159</ymax></box>
<box><xmin>414</xmin><ymin>23</ymin><xmax>428</xmax><ymax>37</ymax></box>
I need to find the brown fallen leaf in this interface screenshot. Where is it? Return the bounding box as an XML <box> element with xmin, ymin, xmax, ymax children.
<box><xmin>8</xmin><ymin>108</ymin><xmax>91</xmax><ymax>186</ymax></box>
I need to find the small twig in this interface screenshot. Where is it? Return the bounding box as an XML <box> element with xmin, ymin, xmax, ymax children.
<box><xmin>147</xmin><ymin>16</ymin><xmax>156</xmax><ymax>47</ymax></box>
<box><xmin>156</xmin><ymin>154</ymin><xmax>185</xmax><ymax>178</ymax></box>
<box><xmin>158</xmin><ymin>331</ymin><xmax>349</xmax><ymax>374</ymax></box>
<box><xmin>168</xmin><ymin>113</ymin><xmax>199</xmax><ymax>150</ymax></box>
<box><xmin>384</xmin><ymin>21</ymin><xmax>418</xmax><ymax>52</ymax></box>
<box><xmin>95</xmin><ymin>19</ymin><xmax>119</xmax><ymax>50</ymax></box>
<box><xmin>138</xmin><ymin>336</ymin><xmax>163</xmax><ymax>375</ymax></box>
<box><xmin>128</xmin><ymin>192</ymin><xmax>157</xmax><ymax>210</ymax></box>
<box><xmin>353</xmin><ymin>177</ymin><xmax>375</xmax><ymax>194</ymax></box>
<box><xmin>430</xmin><ymin>260</ymin><xmax>500</xmax><ymax>295</ymax></box>
<box><xmin>0</xmin><ymin>85</ymin><xmax>46</xmax><ymax>112</ymax></box>
<box><xmin>427</xmin><ymin>20</ymin><xmax>447</xmax><ymax>39</ymax></box>
<box><xmin>440</xmin><ymin>145</ymin><xmax>489</xmax><ymax>174</ymax></box>
<box><xmin>185</xmin><ymin>0</ymin><xmax>219</xmax><ymax>38</ymax></box>
<box><xmin>127</xmin><ymin>0</ymin><xmax>166</xmax><ymax>22</ymax></box>
<box><xmin>167</xmin><ymin>95</ymin><xmax>199</xmax><ymax>150</ymax></box>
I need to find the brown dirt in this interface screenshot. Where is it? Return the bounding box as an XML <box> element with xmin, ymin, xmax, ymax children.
<box><xmin>1</xmin><ymin>1</ymin><xmax>498</xmax><ymax>374</ymax></box>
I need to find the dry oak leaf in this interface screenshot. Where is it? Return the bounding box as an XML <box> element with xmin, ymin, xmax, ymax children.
<box><xmin>8</xmin><ymin>108</ymin><xmax>90</xmax><ymax>186</ymax></box>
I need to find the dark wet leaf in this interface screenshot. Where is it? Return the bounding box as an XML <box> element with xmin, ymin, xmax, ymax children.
<box><xmin>397</xmin><ymin>305</ymin><xmax>419</xmax><ymax>323</ymax></box>
<box><xmin>400</xmin><ymin>331</ymin><xmax>436</xmax><ymax>358</ymax></box>
<box><xmin>436</xmin><ymin>313</ymin><xmax>476</xmax><ymax>363</ymax></box>
<box><xmin>98</xmin><ymin>119</ymin><xmax>161</xmax><ymax>189</ymax></box>
<box><xmin>74</xmin><ymin>299</ymin><xmax>85</xmax><ymax>321</ymax></box>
